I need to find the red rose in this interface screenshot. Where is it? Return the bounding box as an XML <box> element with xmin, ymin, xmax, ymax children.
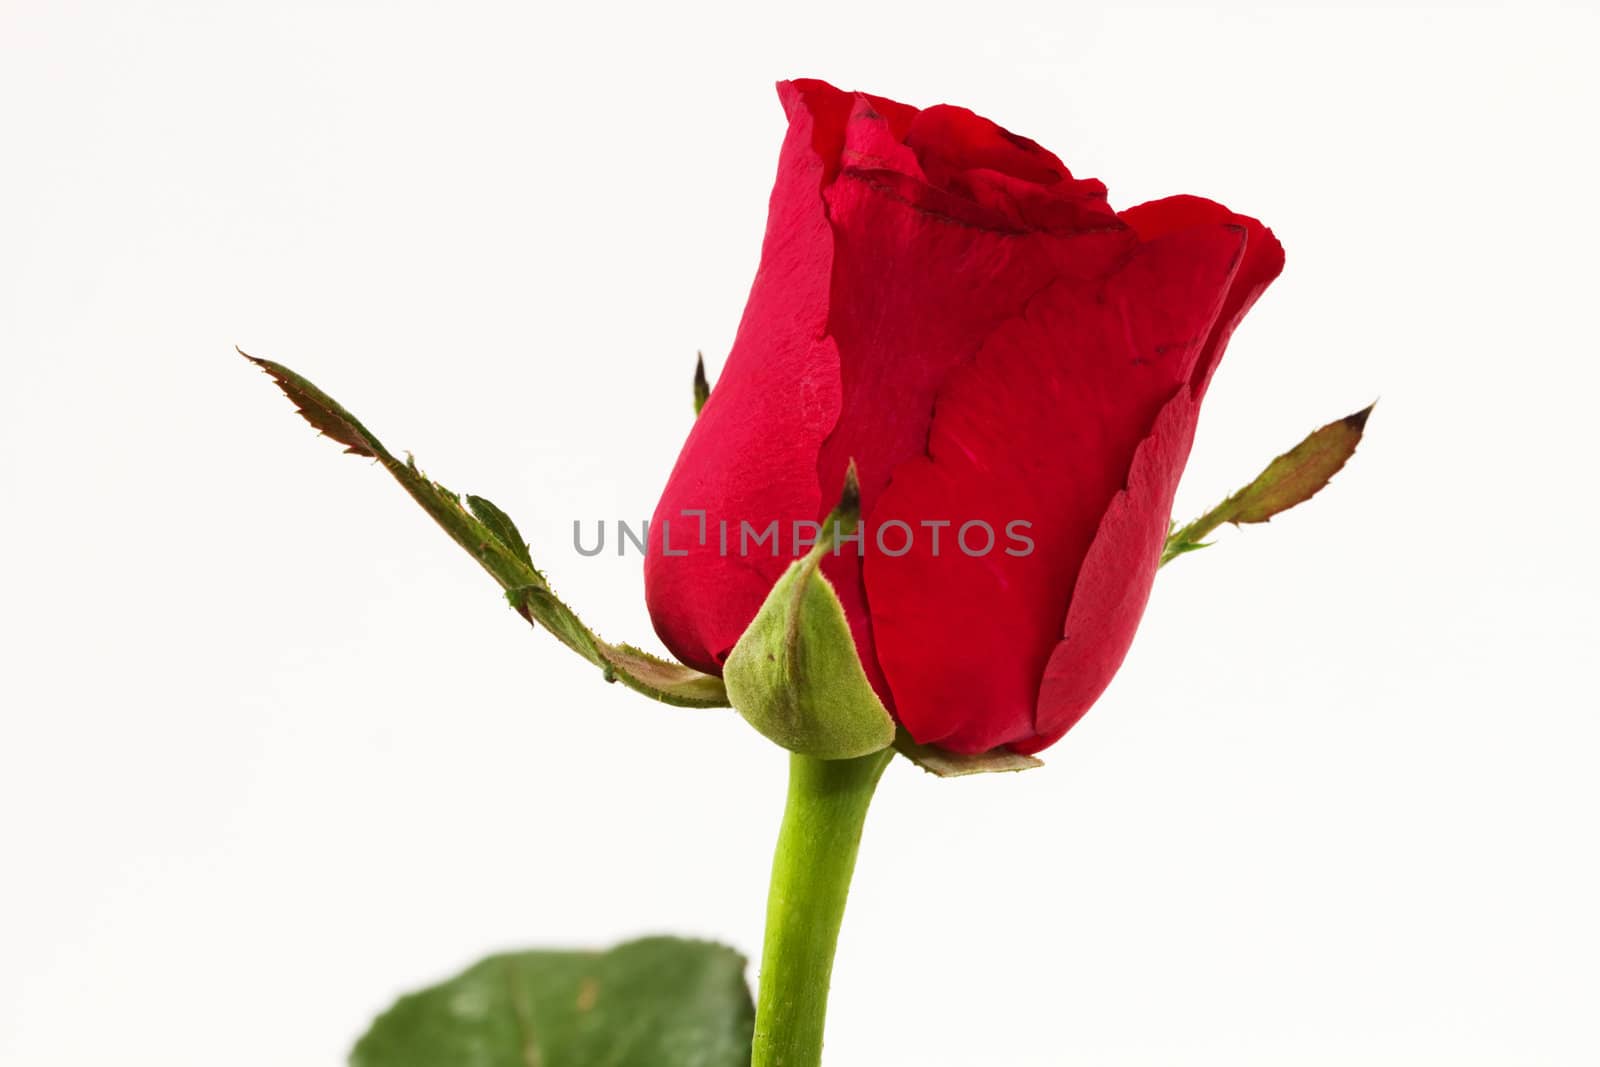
<box><xmin>645</xmin><ymin>78</ymin><xmax>1283</xmax><ymax>755</ymax></box>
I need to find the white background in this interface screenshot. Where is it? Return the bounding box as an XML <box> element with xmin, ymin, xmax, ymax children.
<box><xmin>3</xmin><ymin>1</ymin><xmax>1597</xmax><ymax>1064</ymax></box>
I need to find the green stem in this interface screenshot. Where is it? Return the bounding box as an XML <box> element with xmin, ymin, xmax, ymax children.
<box><xmin>1162</xmin><ymin>506</ymin><xmax>1234</xmax><ymax>567</ymax></box>
<box><xmin>752</xmin><ymin>748</ymin><xmax>893</xmax><ymax>1067</ymax></box>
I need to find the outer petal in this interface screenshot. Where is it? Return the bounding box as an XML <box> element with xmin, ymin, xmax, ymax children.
<box><xmin>814</xmin><ymin>157</ymin><xmax>1131</xmax><ymax>699</ymax></box>
<box><xmin>1023</xmin><ymin>200</ymin><xmax>1285</xmax><ymax>752</ymax></box>
<box><xmin>865</xmin><ymin>224</ymin><xmax>1249</xmax><ymax>752</ymax></box>
<box><xmin>1120</xmin><ymin>195</ymin><xmax>1284</xmax><ymax>397</ymax></box>
<box><xmin>642</xmin><ymin>82</ymin><xmax>845</xmax><ymax>673</ymax></box>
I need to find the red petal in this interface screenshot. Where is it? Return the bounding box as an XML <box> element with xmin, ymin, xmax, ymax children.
<box><xmin>903</xmin><ymin>103</ymin><xmax>1070</xmax><ymax>185</ymax></box>
<box><xmin>903</xmin><ymin>104</ymin><xmax>1116</xmax><ymax>235</ymax></box>
<box><xmin>814</xmin><ymin>168</ymin><xmax>1132</xmax><ymax>700</ymax></box>
<box><xmin>866</xmin><ymin>224</ymin><xmax>1248</xmax><ymax>752</ymax></box>
<box><xmin>778</xmin><ymin>78</ymin><xmax>854</xmax><ymax>180</ymax></box>
<box><xmin>1023</xmin><ymin>200</ymin><xmax>1285</xmax><ymax>750</ymax></box>
<box><xmin>1023</xmin><ymin>390</ymin><xmax>1196</xmax><ymax>752</ymax></box>
<box><xmin>643</xmin><ymin>82</ymin><xmax>844</xmax><ymax>673</ymax></box>
<box><xmin>1120</xmin><ymin>195</ymin><xmax>1285</xmax><ymax>395</ymax></box>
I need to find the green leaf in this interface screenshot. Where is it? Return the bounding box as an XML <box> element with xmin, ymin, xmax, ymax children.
<box><xmin>467</xmin><ymin>494</ymin><xmax>537</xmax><ymax>575</ymax></box>
<box><xmin>243</xmin><ymin>349</ymin><xmax>731</xmax><ymax>708</ymax></box>
<box><xmin>694</xmin><ymin>351</ymin><xmax>712</xmax><ymax>417</ymax></box>
<box><xmin>1163</xmin><ymin>403</ymin><xmax>1374</xmax><ymax>567</ymax></box>
<box><xmin>350</xmin><ymin>937</ymin><xmax>754</xmax><ymax>1067</ymax></box>
<box><xmin>893</xmin><ymin>730</ymin><xmax>1044</xmax><ymax>777</ymax></box>
<box><xmin>722</xmin><ymin>465</ymin><xmax>896</xmax><ymax>759</ymax></box>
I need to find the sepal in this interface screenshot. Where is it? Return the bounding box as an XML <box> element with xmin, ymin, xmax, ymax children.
<box><xmin>893</xmin><ymin>729</ymin><xmax>1043</xmax><ymax>776</ymax></box>
<box><xmin>693</xmin><ymin>351</ymin><xmax>712</xmax><ymax>416</ymax></box>
<box><xmin>722</xmin><ymin>464</ymin><xmax>896</xmax><ymax>759</ymax></box>
<box><xmin>1163</xmin><ymin>403</ymin><xmax>1373</xmax><ymax>566</ymax></box>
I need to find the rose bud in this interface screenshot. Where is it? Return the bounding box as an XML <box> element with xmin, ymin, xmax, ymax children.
<box><xmin>645</xmin><ymin>78</ymin><xmax>1283</xmax><ymax>756</ymax></box>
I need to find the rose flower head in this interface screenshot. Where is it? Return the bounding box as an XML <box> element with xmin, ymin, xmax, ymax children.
<box><xmin>645</xmin><ymin>78</ymin><xmax>1283</xmax><ymax>755</ymax></box>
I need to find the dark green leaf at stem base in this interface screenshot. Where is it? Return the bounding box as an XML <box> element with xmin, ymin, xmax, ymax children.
<box><xmin>351</xmin><ymin>937</ymin><xmax>754</xmax><ymax>1067</ymax></box>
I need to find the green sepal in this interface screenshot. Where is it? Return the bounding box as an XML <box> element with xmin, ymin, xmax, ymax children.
<box><xmin>893</xmin><ymin>728</ymin><xmax>1044</xmax><ymax>776</ymax></box>
<box><xmin>722</xmin><ymin>464</ymin><xmax>896</xmax><ymax>759</ymax></box>
<box><xmin>693</xmin><ymin>351</ymin><xmax>712</xmax><ymax>417</ymax></box>
<box><xmin>350</xmin><ymin>937</ymin><xmax>754</xmax><ymax>1067</ymax></box>
<box><xmin>1163</xmin><ymin>402</ymin><xmax>1374</xmax><ymax>567</ymax></box>
<box><xmin>243</xmin><ymin>349</ymin><xmax>730</xmax><ymax>708</ymax></box>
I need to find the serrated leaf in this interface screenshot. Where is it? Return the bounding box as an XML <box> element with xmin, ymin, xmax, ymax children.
<box><xmin>1226</xmin><ymin>403</ymin><xmax>1374</xmax><ymax>522</ymax></box>
<box><xmin>244</xmin><ymin>349</ymin><xmax>730</xmax><ymax>708</ymax></box>
<box><xmin>350</xmin><ymin>937</ymin><xmax>754</xmax><ymax>1067</ymax></box>
<box><xmin>1163</xmin><ymin>403</ymin><xmax>1374</xmax><ymax>567</ymax></box>
<box><xmin>693</xmin><ymin>351</ymin><xmax>711</xmax><ymax>417</ymax></box>
<box><xmin>467</xmin><ymin>494</ymin><xmax>537</xmax><ymax>575</ymax></box>
<box><xmin>893</xmin><ymin>730</ymin><xmax>1044</xmax><ymax>776</ymax></box>
<box><xmin>722</xmin><ymin>464</ymin><xmax>895</xmax><ymax>759</ymax></box>
<box><xmin>239</xmin><ymin>347</ymin><xmax>379</xmax><ymax>458</ymax></box>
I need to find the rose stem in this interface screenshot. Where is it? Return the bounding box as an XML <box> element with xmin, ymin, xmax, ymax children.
<box><xmin>751</xmin><ymin>747</ymin><xmax>893</xmax><ymax>1067</ymax></box>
